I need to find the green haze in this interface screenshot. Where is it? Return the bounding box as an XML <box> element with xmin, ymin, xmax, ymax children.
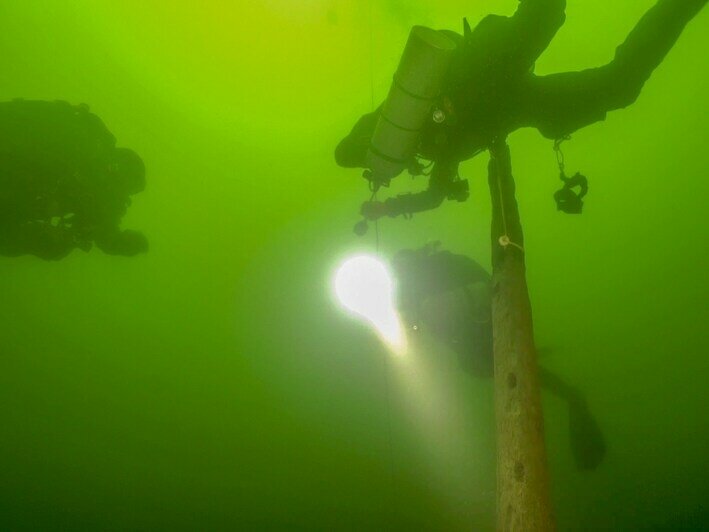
<box><xmin>0</xmin><ymin>1</ymin><xmax>706</xmax><ymax>530</ymax></box>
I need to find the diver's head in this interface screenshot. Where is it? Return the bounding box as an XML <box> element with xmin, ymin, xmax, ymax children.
<box><xmin>96</xmin><ymin>229</ymin><xmax>149</xmax><ymax>256</ymax></box>
<box><xmin>111</xmin><ymin>148</ymin><xmax>146</xmax><ymax>195</ymax></box>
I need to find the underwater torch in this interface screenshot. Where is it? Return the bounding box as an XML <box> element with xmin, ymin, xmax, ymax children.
<box><xmin>333</xmin><ymin>255</ymin><xmax>407</xmax><ymax>354</ymax></box>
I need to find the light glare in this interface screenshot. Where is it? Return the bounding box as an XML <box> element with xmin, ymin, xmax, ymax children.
<box><xmin>334</xmin><ymin>255</ymin><xmax>406</xmax><ymax>353</ymax></box>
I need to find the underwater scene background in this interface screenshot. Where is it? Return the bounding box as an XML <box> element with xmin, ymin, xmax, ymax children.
<box><xmin>0</xmin><ymin>1</ymin><xmax>706</xmax><ymax>530</ymax></box>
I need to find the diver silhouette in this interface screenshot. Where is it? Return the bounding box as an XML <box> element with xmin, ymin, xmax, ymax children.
<box><xmin>392</xmin><ymin>244</ymin><xmax>606</xmax><ymax>470</ymax></box>
<box><xmin>336</xmin><ymin>0</ymin><xmax>706</xmax><ymax>220</ymax></box>
<box><xmin>0</xmin><ymin>99</ymin><xmax>148</xmax><ymax>260</ymax></box>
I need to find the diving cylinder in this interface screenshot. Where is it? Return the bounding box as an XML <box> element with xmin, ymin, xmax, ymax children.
<box><xmin>366</xmin><ymin>26</ymin><xmax>457</xmax><ymax>183</ymax></box>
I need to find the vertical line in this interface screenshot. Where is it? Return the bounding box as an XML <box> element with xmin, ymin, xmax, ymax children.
<box><xmin>369</xmin><ymin>0</ymin><xmax>375</xmax><ymax>110</ymax></box>
<box><xmin>368</xmin><ymin>2</ymin><xmax>396</xmax><ymax>524</ymax></box>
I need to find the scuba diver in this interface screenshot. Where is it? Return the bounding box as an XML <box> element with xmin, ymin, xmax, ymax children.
<box><xmin>0</xmin><ymin>99</ymin><xmax>148</xmax><ymax>260</ymax></box>
<box><xmin>335</xmin><ymin>0</ymin><xmax>706</xmax><ymax>222</ymax></box>
<box><xmin>392</xmin><ymin>243</ymin><xmax>606</xmax><ymax>470</ymax></box>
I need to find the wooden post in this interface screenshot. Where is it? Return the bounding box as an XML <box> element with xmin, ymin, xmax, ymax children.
<box><xmin>487</xmin><ymin>138</ymin><xmax>555</xmax><ymax>531</ymax></box>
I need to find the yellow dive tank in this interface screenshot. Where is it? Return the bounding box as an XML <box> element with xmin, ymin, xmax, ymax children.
<box><xmin>366</xmin><ymin>26</ymin><xmax>457</xmax><ymax>183</ymax></box>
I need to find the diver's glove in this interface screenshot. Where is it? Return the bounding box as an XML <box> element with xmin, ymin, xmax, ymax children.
<box><xmin>352</xmin><ymin>200</ymin><xmax>389</xmax><ymax>235</ymax></box>
<box><xmin>360</xmin><ymin>200</ymin><xmax>389</xmax><ymax>221</ymax></box>
<box><xmin>361</xmin><ymin>187</ymin><xmax>451</xmax><ymax>221</ymax></box>
<box><xmin>354</xmin><ymin>198</ymin><xmax>411</xmax><ymax>235</ymax></box>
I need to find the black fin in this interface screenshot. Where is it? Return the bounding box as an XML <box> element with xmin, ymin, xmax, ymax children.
<box><xmin>569</xmin><ymin>398</ymin><xmax>607</xmax><ymax>470</ymax></box>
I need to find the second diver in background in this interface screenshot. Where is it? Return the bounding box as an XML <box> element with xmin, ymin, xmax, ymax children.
<box><xmin>0</xmin><ymin>99</ymin><xmax>148</xmax><ymax>260</ymax></box>
<box><xmin>393</xmin><ymin>243</ymin><xmax>607</xmax><ymax>470</ymax></box>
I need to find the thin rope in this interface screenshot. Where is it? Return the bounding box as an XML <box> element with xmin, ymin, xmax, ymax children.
<box><xmin>492</xmin><ymin>147</ymin><xmax>524</xmax><ymax>253</ymax></box>
<box><xmin>368</xmin><ymin>0</ymin><xmax>396</xmax><ymax>516</ymax></box>
<box><xmin>368</xmin><ymin>0</ymin><xmax>375</xmax><ymax>110</ymax></box>
<box><xmin>368</xmin><ymin>0</ymin><xmax>379</xmax><ymax>254</ymax></box>
<box><xmin>368</xmin><ymin>188</ymin><xmax>381</xmax><ymax>253</ymax></box>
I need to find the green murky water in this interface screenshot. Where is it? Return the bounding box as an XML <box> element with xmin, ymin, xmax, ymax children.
<box><xmin>0</xmin><ymin>1</ymin><xmax>706</xmax><ymax>530</ymax></box>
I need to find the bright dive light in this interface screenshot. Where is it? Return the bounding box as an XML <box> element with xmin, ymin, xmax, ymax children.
<box><xmin>334</xmin><ymin>255</ymin><xmax>407</xmax><ymax>353</ymax></box>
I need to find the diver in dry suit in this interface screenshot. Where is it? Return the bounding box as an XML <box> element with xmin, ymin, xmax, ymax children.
<box><xmin>335</xmin><ymin>0</ymin><xmax>706</xmax><ymax>220</ymax></box>
<box><xmin>392</xmin><ymin>243</ymin><xmax>606</xmax><ymax>470</ymax></box>
<box><xmin>0</xmin><ymin>99</ymin><xmax>148</xmax><ymax>260</ymax></box>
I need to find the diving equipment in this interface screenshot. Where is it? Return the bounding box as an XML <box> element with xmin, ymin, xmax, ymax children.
<box><xmin>365</xmin><ymin>26</ymin><xmax>457</xmax><ymax>187</ymax></box>
<box><xmin>554</xmin><ymin>171</ymin><xmax>588</xmax><ymax>214</ymax></box>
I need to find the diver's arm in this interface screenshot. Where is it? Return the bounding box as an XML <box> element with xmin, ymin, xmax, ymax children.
<box><xmin>361</xmin><ymin>159</ymin><xmax>465</xmax><ymax>219</ymax></box>
<box><xmin>366</xmin><ymin>188</ymin><xmax>447</xmax><ymax>219</ymax></box>
<box><xmin>95</xmin><ymin>227</ymin><xmax>148</xmax><ymax>256</ymax></box>
<box><xmin>334</xmin><ymin>107</ymin><xmax>382</xmax><ymax>168</ymax></box>
<box><xmin>361</xmin><ymin>188</ymin><xmax>446</xmax><ymax>220</ymax></box>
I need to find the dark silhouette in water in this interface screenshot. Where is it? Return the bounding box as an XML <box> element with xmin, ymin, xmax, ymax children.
<box><xmin>336</xmin><ymin>0</ymin><xmax>706</xmax><ymax>219</ymax></box>
<box><xmin>0</xmin><ymin>99</ymin><xmax>148</xmax><ymax>260</ymax></box>
<box><xmin>392</xmin><ymin>244</ymin><xmax>606</xmax><ymax>470</ymax></box>
<box><xmin>553</xmin><ymin>171</ymin><xmax>588</xmax><ymax>214</ymax></box>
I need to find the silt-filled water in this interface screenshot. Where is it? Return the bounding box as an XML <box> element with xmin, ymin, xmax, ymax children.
<box><xmin>0</xmin><ymin>1</ymin><xmax>706</xmax><ymax>530</ymax></box>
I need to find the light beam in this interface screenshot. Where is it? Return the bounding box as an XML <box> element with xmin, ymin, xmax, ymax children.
<box><xmin>333</xmin><ymin>254</ymin><xmax>407</xmax><ymax>354</ymax></box>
